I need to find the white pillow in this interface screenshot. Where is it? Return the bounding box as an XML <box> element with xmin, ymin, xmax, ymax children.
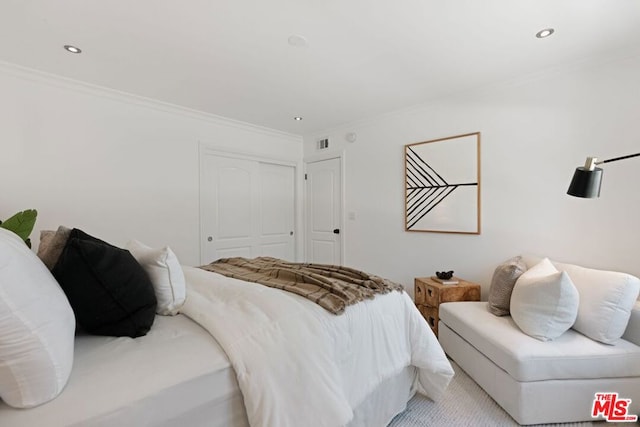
<box><xmin>0</xmin><ymin>228</ymin><xmax>75</xmax><ymax>408</ymax></box>
<box><xmin>553</xmin><ymin>260</ymin><xmax>640</xmax><ymax>344</ymax></box>
<box><xmin>126</xmin><ymin>240</ymin><xmax>186</xmax><ymax>315</ymax></box>
<box><xmin>510</xmin><ymin>258</ymin><xmax>579</xmax><ymax>341</ymax></box>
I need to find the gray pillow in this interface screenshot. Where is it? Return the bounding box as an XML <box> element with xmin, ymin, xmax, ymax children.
<box><xmin>37</xmin><ymin>226</ymin><xmax>72</xmax><ymax>270</ymax></box>
<box><xmin>36</xmin><ymin>230</ymin><xmax>55</xmax><ymax>258</ymax></box>
<box><xmin>487</xmin><ymin>256</ymin><xmax>527</xmax><ymax>316</ymax></box>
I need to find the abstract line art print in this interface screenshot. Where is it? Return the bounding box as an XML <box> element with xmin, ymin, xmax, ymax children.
<box><xmin>404</xmin><ymin>132</ymin><xmax>481</xmax><ymax>234</ymax></box>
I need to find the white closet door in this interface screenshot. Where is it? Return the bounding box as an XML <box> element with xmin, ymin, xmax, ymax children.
<box><xmin>200</xmin><ymin>153</ymin><xmax>295</xmax><ymax>264</ymax></box>
<box><xmin>258</xmin><ymin>162</ymin><xmax>295</xmax><ymax>260</ymax></box>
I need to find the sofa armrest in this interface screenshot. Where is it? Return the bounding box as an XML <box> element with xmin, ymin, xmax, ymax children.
<box><xmin>622</xmin><ymin>300</ymin><xmax>640</xmax><ymax>346</ymax></box>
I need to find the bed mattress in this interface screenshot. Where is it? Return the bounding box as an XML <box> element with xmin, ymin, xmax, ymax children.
<box><xmin>0</xmin><ymin>315</ymin><xmax>249</xmax><ymax>427</ymax></box>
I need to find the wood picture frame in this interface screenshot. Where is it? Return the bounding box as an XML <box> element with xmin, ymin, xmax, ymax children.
<box><xmin>404</xmin><ymin>132</ymin><xmax>481</xmax><ymax>234</ymax></box>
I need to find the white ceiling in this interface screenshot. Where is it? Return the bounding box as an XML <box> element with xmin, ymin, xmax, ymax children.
<box><xmin>2</xmin><ymin>1</ymin><xmax>640</xmax><ymax>135</ymax></box>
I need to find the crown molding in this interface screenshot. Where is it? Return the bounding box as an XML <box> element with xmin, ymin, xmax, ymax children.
<box><xmin>0</xmin><ymin>60</ymin><xmax>302</xmax><ymax>143</ymax></box>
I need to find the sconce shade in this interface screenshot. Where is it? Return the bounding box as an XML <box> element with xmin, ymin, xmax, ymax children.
<box><xmin>567</xmin><ymin>167</ymin><xmax>603</xmax><ymax>198</ymax></box>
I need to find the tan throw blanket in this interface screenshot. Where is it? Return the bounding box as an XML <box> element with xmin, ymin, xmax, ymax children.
<box><xmin>199</xmin><ymin>257</ymin><xmax>404</xmax><ymax>314</ymax></box>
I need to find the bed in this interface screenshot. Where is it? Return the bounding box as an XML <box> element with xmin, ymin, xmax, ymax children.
<box><xmin>0</xmin><ymin>227</ymin><xmax>454</xmax><ymax>427</ymax></box>
<box><xmin>0</xmin><ymin>314</ymin><xmax>247</xmax><ymax>427</ymax></box>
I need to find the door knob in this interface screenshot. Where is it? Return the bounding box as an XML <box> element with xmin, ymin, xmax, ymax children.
<box><xmin>333</xmin><ymin>229</ymin><xmax>340</xmax><ymax>234</ymax></box>
<box><xmin>207</xmin><ymin>236</ymin><xmax>213</xmax><ymax>242</ymax></box>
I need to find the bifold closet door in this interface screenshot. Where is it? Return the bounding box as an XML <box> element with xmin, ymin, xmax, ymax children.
<box><xmin>200</xmin><ymin>154</ymin><xmax>295</xmax><ymax>264</ymax></box>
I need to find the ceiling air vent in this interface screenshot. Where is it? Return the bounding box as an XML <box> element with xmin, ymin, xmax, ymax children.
<box><xmin>318</xmin><ymin>138</ymin><xmax>329</xmax><ymax>150</ymax></box>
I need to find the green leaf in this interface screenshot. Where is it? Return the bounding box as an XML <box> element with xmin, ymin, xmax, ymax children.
<box><xmin>0</xmin><ymin>209</ymin><xmax>38</xmax><ymax>242</ymax></box>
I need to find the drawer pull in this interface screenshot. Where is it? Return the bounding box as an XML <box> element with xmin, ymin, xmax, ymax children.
<box><xmin>428</xmin><ymin>316</ymin><xmax>436</xmax><ymax>328</ymax></box>
<box><xmin>428</xmin><ymin>289</ymin><xmax>433</xmax><ymax>297</ymax></box>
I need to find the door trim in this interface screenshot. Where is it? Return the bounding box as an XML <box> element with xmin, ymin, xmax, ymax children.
<box><xmin>303</xmin><ymin>151</ymin><xmax>346</xmax><ymax>265</ymax></box>
<box><xmin>199</xmin><ymin>143</ymin><xmax>302</xmax><ymax>264</ymax></box>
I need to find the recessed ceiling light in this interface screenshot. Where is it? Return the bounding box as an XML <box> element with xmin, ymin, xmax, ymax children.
<box><xmin>535</xmin><ymin>28</ymin><xmax>555</xmax><ymax>39</ymax></box>
<box><xmin>63</xmin><ymin>45</ymin><xmax>82</xmax><ymax>54</ymax></box>
<box><xmin>293</xmin><ymin>116</ymin><xmax>303</xmax><ymax>121</ymax></box>
<box><xmin>287</xmin><ymin>35</ymin><xmax>308</xmax><ymax>48</ymax></box>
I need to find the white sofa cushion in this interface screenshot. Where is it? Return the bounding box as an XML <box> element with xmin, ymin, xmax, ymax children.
<box><xmin>439</xmin><ymin>301</ymin><xmax>640</xmax><ymax>382</ymax></box>
<box><xmin>510</xmin><ymin>258</ymin><xmax>579</xmax><ymax>341</ymax></box>
<box><xmin>126</xmin><ymin>240</ymin><xmax>186</xmax><ymax>315</ymax></box>
<box><xmin>554</xmin><ymin>261</ymin><xmax>640</xmax><ymax>345</ymax></box>
<box><xmin>521</xmin><ymin>255</ymin><xmax>640</xmax><ymax>345</ymax></box>
<box><xmin>0</xmin><ymin>228</ymin><xmax>75</xmax><ymax>408</ymax></box>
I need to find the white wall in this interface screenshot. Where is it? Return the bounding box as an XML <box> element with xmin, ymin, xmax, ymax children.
<box><xmin>304</xmin><ymin>53</ymin><xmax>640</xmax><ymax>297</ymax></box>
<box><xmin>0</xmin><ymin>63</ymin><xmax>303</xmax><ymax>266</ymax></box>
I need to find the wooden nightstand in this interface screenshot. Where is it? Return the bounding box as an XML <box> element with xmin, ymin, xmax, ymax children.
<box><xmin>414</xmin><ymin>277</ymin><xmax>481</xmax><ymax>337</ymax></box>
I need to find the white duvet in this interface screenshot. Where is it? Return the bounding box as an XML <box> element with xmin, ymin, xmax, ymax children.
<box><xmin>181</xmin><ymin>266</ymin><xmax>453</xmax><ymax>427</ymax></box>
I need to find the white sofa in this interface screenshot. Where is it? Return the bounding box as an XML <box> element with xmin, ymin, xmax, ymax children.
<box><xmin>438</xmin><ymin>256</ymin><xmax>640</xmax><ymax>425</ymax></box>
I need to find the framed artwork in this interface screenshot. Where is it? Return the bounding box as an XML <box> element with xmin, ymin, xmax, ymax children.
<box><xmin>404</xmin><ymin>132</ymin><xmax>481</xmax><ymax>234</ymax></box>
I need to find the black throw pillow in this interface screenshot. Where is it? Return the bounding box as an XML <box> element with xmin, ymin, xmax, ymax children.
<box><xmin>52</xmin><ymin>228</ymin><xmax>157</xmax><ymax>337</ymax></box>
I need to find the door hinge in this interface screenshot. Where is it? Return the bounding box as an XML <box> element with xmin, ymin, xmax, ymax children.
<box><xmin>304</xmin><ymin>173</ymin><xmax>307</xmax><ymax>180</ymax></box>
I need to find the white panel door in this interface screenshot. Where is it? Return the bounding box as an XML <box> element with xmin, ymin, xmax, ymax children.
<box><xmin>305</xmin><ymin>157</ymin><xmax>342</xmax><ymax>265</ymax></box>
<box><xmin>201</xmin><ymin>155</ymin><xmax>258</xmax><ymax>263</ymax></box>
<box><xmin>200</xmin><ymin>153</ymin><xmax>295</xmax><ymax>264</ymax></box>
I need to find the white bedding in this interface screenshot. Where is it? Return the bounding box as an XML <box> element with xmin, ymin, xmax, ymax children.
<box><xmin>0</xmin><ymin>315</ymin><xmax>248</xmax><ymax>427</ymax></box>
<box><xmin>182</xmin><ymin>266</ymin><xmax>454</xmax><ymax>427</ymax></box>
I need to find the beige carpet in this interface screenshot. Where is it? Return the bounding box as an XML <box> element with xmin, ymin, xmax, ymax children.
<box><xmin>388</xmin><ymin>361</ymin><xmax>631</xmax><ymax>427</ymax></box>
